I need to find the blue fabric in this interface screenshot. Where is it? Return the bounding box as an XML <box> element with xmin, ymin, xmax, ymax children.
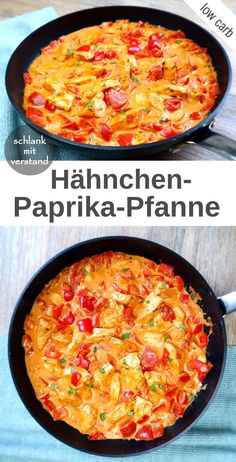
<box><xmin>0</xmin><ymin>335</ymin><xmax>236</xmax><ymax>461</ymax></box>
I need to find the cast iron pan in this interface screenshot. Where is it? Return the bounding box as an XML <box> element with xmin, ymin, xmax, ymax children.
<box><xmin>5</xmin><ymin>6</ymin><xmax>236</xmax><ymax>160</ymax></box>
<box><xmin>8</xmin><ymin>236</ymin><xmax>236</xmax><ymax>456</ymax></box>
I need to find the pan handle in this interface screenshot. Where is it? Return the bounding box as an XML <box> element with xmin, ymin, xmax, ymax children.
<box><xmin>186</xmin><ymin>123</ymin><xmax>236</xmax><ymax>160</ymax></box>
<box><xmin>218</xmin><ymin>292</ymin><xmax>236</xmax><ymax>316</ymax></box>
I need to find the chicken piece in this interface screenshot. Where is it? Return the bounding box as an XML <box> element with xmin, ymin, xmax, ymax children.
<box><xmin>82</xmin><ymin>95</ymin><xmax>106</xmax><ymax>118</ymax></box>
<box><xmin>65</xmin><ymin>328</ymin><xmax>85</xmax><ymax>354</ymax></box>
<box><xmin>120</xmin><ymin>368</ymin><xmax>145</xmax><ymax>393</ymax></box>
<box><xmin>91</xmin><ymin>328</ymin><xmax>116</xmax><ymax>339</ymax></box>
<box><xmin>77</xmin><ymin>404</ymin><xmax>97</xmax><ymax>433</ymax></box>
<box><xmin>48</xmin><ymin>292</ymin><xmax>63</xmax><ymax>305</ymax></box>
<box><xmin>49</xmin><ymin>94</ymin><xmax>74</xmax><ymax>111</ymax></box>
<box><xmin>164</xmin><ymin>58</ymin><xmax>176</xmax><ymax>81</ymax></box>
<box><xmin>99</xmin><ymin>302</ymin><xmax>124</xmax><ymax>328</ymax></box>
<box><xmin>110</xmin><ymin>372</ymin><xmax>121</xmax><ymax>401</ymax></box>
<box><xmin>37</xmin><ymin>317</ymin><xmax>53</xmax><ymax>350</ymax></box>
<box><xmin>133</xmin><ymin>293</ymin><xmax>162</xmax><ymax>319</ymax></box>
<box><xmin>111</xmin><ymin>292</ymin><xmax>131</xmax><ymax>305</ymax></box>
<box><xmin>107</xmin><ymin>402</ymin><xmax>132</xmax><ymax>423</ymax></box>
<box><xmin>133</xmin><ymin>396</ymin><xmax>153</xmax><ymax>423</ymax></box>
<box><xmin>44</xmin><ymin>77</ymin><xmax>66</xmax><ymax>94</ymax></box>
<box><xmin>93</xmin><ymin>363</ymin><xmax>114</xmax><ymax>387</ymax></box>
<box><xmin>121</xmin><ymin>353</ymin><xmax>140</xmax><ymax>369</ymax></box>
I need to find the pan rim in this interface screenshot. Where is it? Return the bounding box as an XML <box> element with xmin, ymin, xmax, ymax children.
<box><xmin>8</xmin><ymin>235</ymin><xmax>227</xmax><ymax>456</ymax></box>
<box><xmin>5</xmin><ymin>5</ymin><xmax>232</xmax><ymax>156</ymax></box>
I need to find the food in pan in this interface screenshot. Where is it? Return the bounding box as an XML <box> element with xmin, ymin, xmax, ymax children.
<box><xmin>23</xmin><ymin>251</ymin><xmax>213</xmax><ymax>440</ymax></box>
<box><xmin>23</xmin><ymin>20</ymin><xmax>220</xmax><ymax>146</ymax></box>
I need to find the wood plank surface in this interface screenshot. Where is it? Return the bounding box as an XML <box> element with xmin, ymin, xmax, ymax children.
<box><xmin>1</xmin><ymin>226</ymin><xmax>235</xmax><ymax>343</ymax></box>
<box><xmin>1</xmin><ymin>0</ymin><xmax>236</xmax><ymax>160</ymax></box>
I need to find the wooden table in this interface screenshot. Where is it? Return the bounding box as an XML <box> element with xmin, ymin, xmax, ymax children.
<box><xmin>1</xmin><ymin>226</ymin><xmax>236</xmax><ymax>343</ymax></box>
<box><xmin>1</xmin><ymin>0</ymin><xmax>236</xmax><ymax>160</ymax></box>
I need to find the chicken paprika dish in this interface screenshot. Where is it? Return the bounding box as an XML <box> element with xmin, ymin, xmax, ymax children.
<box><xmin>23</xmin><ymin>20</ymin><xmax>220</xmax><ymax>146</ymax></box>
<box><xmin>23</xmin><ymin>251</ymin><xmax>212</xmax><ymax>441</ymax></box>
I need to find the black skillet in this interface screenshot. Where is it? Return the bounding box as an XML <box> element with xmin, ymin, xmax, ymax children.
<box><xmin>5</xmin><ymin>6</ymin><xmax>236</xmax><ymax>160</ymax></box>
<box><xmin>8</xmin><ymin>236</ymin><xmax>236</xmax><ymax>456</ymax></box>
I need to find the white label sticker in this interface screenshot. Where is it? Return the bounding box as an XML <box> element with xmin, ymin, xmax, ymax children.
<box><xmin>183</xmin><ymin>0</ymin><xmax>236</xmax><ymax>49</ymax></box>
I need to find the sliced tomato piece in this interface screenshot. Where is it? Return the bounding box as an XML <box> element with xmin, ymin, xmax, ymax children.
<box><xmin>44</xmin><ymin>345</ymin><xmax>61</xmax><ymax>359</ymax></box>
<box><xmin>73</xmin><ymin>134</ymin><xmax>87</xmax><ymax>143</ymax></box>
<box><xmin>159</xmin><ymin>263</ymin><xmax>174</xmax><ymax>277</ymax></box>
<box><xmin>118</xmin><ymin>133</ymin><xmax>133</xmax><ymax>146</ymax></box>
<box><xmin>63</xmin><ymin>287</ymin><xmax>74</xmax><ymax>302</ymax></box>
<box><xmin>104</xmin><ymin>88</ymin><xmax>129</xmax><ymax>109</ymax></box>
<box><xmin>162</xmin><ymin>347</ymin><xmax>170</xmax><ymax>367</ymax></box>
<box><xmin>141</xmin><ymin>347</ymin><xmax>159</xmax><ymax>372</ymax></box>
<box><xmin>120</xmin><ymin>421</ymin><xmax>136</xmax><ymax>437</ymax></box>
<box><xmin>152</xmin><ymin>422</ymin><xmax>164</xmax><ymax>439</ymax></box>
<box><xmin>63</xmin><ymin>310</ymin><xmax>75</xmax><ymax>325</ymax></box>
<box><xmin>160</xmin><ymin>128</ymin><xmax>179</xmax><ymax>139</ymax></box>
<box><xmin>77</xmin><ymin>45</ymin><xmax>91</xmax><ymax>52</ymax></box>
<box><xmin>71</xmin><ymin>371</ymin><xmax>81</xmax><ymax>386</ymax></box>
<box><xmin>93</xmin><ymin>50</ymin><xmax>105</xmax><ymax>61</ymax></box>
<box><xmin>123</xmin><ymin>306</ymin><xmax>135</xmax><ymax>326</ymax></box>
<box><xmin>179</xmin><ymin>371</ymin><xmax>191</xmax><ymax>382</ymax></box>
<box><xmin>45</xmin><ymin>100</ymin><xmax>55</xmax><ymax>112</ymax></box>
<box><xmin>128</xmin><ymin>45</ymin><xmax>140</xmax><ymax>54</ymax></box>
<box><xmin>26</xmin><ymin>107</ymin><xmax>43</xmax><ymax>126</ymax></box>
<box><xmin>101</xmin><ymin>124</ymin><xmax>113</xmax><ymax>141</ymax></box>
<box><xmin>23</xmin><ymin>72</ymin><xmax>32</xmax><ymax>85</ymax></box>
<box><xmin>197</xmin><ymin>332</ymin><xmax>209</xmax><ymax>348</ymax></box>
<box><xmin>161</xmin><ymin>305</ymin><xmax>175</xmax><ymax>321</ymax></box>
<box><xmin>190</xmin><ymin>111</ymin><xmax>201</xmax><ymax>120</ymax></box>
<box><xmin>28</xmin><ymin>92</ymin><xmax>46</xmax><ymax>106</ymax></box>
<box><xmin>53</xmin><ymin>304</ymin><xmax>63</xmax><ymax>320</ymax></box>
<box><xmin>180</xmin><ymin>293</ymin><xmax>190</xmax><ymax>304</ymax></box>
<box><xmin>174</xmin><ymin>275</ymin><xmax>184</xmax><ymax>291</ymax></box>
<box><xmin>193</xmin><ymin>323</ymin><xmax>203</xmax><ymax>334</ymax></box>
<box><xmin>78</xmin><ymin>289</ymin><xmax>96</xmax><ymax>312</ymax></box>
<box><xmin>121</xmin><ymin>390</ymin><xmax>135</xmax><ymax>402</ymax></box>
<box><xmin>164</xmin><ymin>97</ymin><xmax>181</xmax><ymax>112</ymax></box>
<box><xmin>148</xmin><ymin>65</ymin><xmax>163</xmax><ymax>81</ymax></box>
<box><xmin>76</xmin><ymin>354</ymin><xmax>90</xmax><ymax>369</ymax></box>
<box><xmin>52</xmin><ymin>406</ymin><xmax>68</xmax><ymax>420</ymax></box>
<box><xmin>189</xmin><ymin>358</ymin><xmax>212</xmax><ymax>380</ymax></box>
<box><xmin>88</xmin><ymin>431</ymin><xmax>106</xmax><ymax>440</ymax></box>
<box><xmin>78</xmin><ymin>318</ymin><xmax>93</xmax><ymax>333</ymax></box>
<box><xmin>135</xmin><ymin>425</ymin><xmax>154</xmax><ymax>440</ymax></box>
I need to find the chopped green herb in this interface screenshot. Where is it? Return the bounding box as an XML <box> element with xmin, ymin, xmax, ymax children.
<box><xmin>111</xmin><ymin>61</ymin><xmax>117</xmax><ymax>64</ymax></box>
<box><xmin>76</xmin><ymin>61</ymin><xmax>81</xmax><ymax>66</ymax></box>
<box><xmin>150</xmin><ymin>383</ymin><xmax>157</xmax><ymax>393</ymax></box>
<box><xmin>121</xmin><ymin>332</ymin><xmax>131</xmax><ymax>340</ymax></box>
<box><xmin>167</xmin><ymin>357</ymin><xmax>173</xmax><ymax>362</ymax></box>
<box><xmin>149</xmin><ymin>319</ymin><xmax>155</xmax><ymax>328</ymax></box>
<box><xmin>70</xmin><ymin>367</ymin><xmax>75</xmax><ymax>373</ymax></box>
<box><xmin>131</xmin><ymin>75</ymin><xmax>139</xmax><ymax>82</ymax></box>
<box><xmin>54</xmin><ymin>91</ymin><xmax>59</xmax><ymax>96</ymax></box>
<box><xmin>60</xmin><ymin>358</ymin><xmax>67</xmax><ymax>364</ymax></box>
<box><xmin>128</xmin><ymin>411</ymin><xmax>135</xmax><ymax>416</ymax></box>
<box><xmin>122</xmin><ymin>359</ymin><xmax>128</xmax><ymax>366</ymax></box>
<box><xmin>93</xmin><ymin>346</ymin><xmax>98</xmax><ymax>353</ymax></box>
<box><xmin>52</xmin><ymin>56</ymin><xmax>57</xmax><ymax>61</ymax></box>
<box><xmin>122</xmin><ymin>268</ymin><xmax>130</xmax><ymax>271</ymax></box>
<box><xmin>142</xmin><ymin>108</ymin><xmax>150</xmax><ymax>112</ymax></box>
<box><xmin>164</xmin><ymin>335</ymin><xmax>170</xmax><ymax>342</ymax></box>
<box><xmin>158</xmin><ymin>384</ymin><xmax>164</xmax><ymax>390</ymax></box>
<box><xmin>84</xmin><ymin>99</ymin><xmax>94</xmax><ymax>106</ymax></box>
<box><xmin>99</xmin><ymin>367</ymin><xmax>106</xmax><ymax>374</ymax></box>
<box><xmin>50</xmin><ymin>383</ymin><xmax>58</xmax><ymax>389</ymax></box>
<box><xmin>68</xmin><ymin>386</ymin><xmax>77</xmax><ymax>395</ymax></box>
<box><xmin>160</xmin><ymin>113</ymin><xmax>168</xmax><ymax>121</ymax></box>
<box><xmin>100</xmin><ymin>412</ymin><xmax>106</xmax><ymax>421</ymax></box>
<box><xmin>139</xmin><ymin>300</ymin><xmax>145</xmax><ymax>304</ymax></box>
<box><xmin>129</xmin><ymin>296</ymin><xmax>134</xmax><ymax>301</ymax></box>
<box><xmin>83</xmin><ymin>269</ymin><xmax>89</xmax><ymax>276</ymax></box>
<box><xmin>68</xmin><ymin>49</ymin><xmax>75</xmax><ymax>55</ymax></box>
<box><xmin>87</xmin><ymin>383</ymin><xmax>94</xmax><ymax>388</ymax></box>
<box><xmin>189</xmin><ymin>393</ymin><xmax>195</xmax><ymax>401</ymax></box>
<box><xmin>146</xmin><ymin>300</ymin><xmax>150</xmax><ymax>304</ymax></box>
<box><xmin>159</xmin><ymin>282</ymin><xmax>168</xmax><ymax>289</ymax></box>
<box><xmin>93</xmin><ymin>43</ymin><xmax>99</xmax><ymax>48</ymax></box>
<box><xmin>179</xmin><ymin>323</ymin><xmax>186</xmax><ymax>331</ymax></box>
<box><xmin>120</xmin><ymin>108</ymin><xmax>126</xmax><ymax>115</ymax></box>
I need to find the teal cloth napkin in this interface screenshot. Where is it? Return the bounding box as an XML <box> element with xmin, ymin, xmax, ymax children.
<box><xmin>0</xmin><ymin>335</ymin><xmax>236</xmax><ymax>462</ymax></box>
<box><xmin>0</xmin><ymin>7</ymin><xmax>94</xmax><ymax>161</ymax></box>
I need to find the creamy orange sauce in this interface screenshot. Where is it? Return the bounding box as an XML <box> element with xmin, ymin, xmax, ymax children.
<box><xmin>23</xmin><ymin>20</ymin><xmax>220</xmax><ymax>146</ymax></box>
<box><xmin>23</xmin><ymin>251</ymin><xmax>212</xmax><ymax>440</ymax></box>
